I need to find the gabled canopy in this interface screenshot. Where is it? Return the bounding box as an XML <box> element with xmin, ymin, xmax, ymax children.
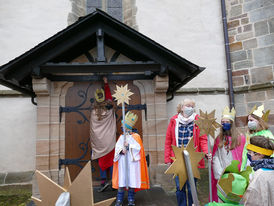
<box><xmin>0</xmin><ymin>9</ymin><xmax>204</xmax><ymax>98</ymax></box>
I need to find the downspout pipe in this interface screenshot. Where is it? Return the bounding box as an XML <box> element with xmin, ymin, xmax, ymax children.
<box><xmin>221</xmin><ymin>0</ymin><xmax>235</xmax><ymax>109</ymax></box>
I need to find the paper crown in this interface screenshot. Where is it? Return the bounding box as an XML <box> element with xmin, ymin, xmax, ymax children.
<box><xmin>249</xmin><ymin>104</ymin><xmax>270</xmax><ymax>122</ymax></box>
<box><xmin>124</xmin><ymin>111</ymin><xmax>138</xmax><ymax>130</ymax></box>
<box><xmin>222</xmin><ymin>106</ymin><xmax>236</xmax><ymax>121</ymax></box>
<box><xmin>217</xmin><ymin>160</ymin><xmax>252</xmax><ymax>204</ymax></box>
<box><xmin>95</xmin><ymin>88</ymin><xmax>105</xmax><ymax>103</ymax></box>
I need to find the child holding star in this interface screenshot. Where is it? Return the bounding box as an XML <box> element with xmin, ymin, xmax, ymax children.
<box><xmin>112</xmin><ymin>112</ymin><xmax>149</xmax><ymax>206</ymax></box>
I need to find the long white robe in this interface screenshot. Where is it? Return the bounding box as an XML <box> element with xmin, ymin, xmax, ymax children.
<box><xmin>213</xmin><ymin>146</ymin><xmax>233</xmax><ymax>180</ymax></box>
<box><xmin>114</xmin><ymin>134</ymin><xmax>141</xmax><ymax>188</ymax></box>
<box><xmin>242</xmin><ymin>169</ymin><xmax>274</xmax><ymax>206</ymax></box>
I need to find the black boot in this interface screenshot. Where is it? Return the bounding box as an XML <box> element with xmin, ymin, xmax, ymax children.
<box><xmin>127</xmin><ymin>189</ymin><xmax>135</xmax><ymax>206</ymax></box>
<box><xmin>97</xmin><ymin>181</ymin><xmax>110</xmax><ymax>192</ymax></box>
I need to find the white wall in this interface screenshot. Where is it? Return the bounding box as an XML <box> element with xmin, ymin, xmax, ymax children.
<box><xmin>0</xmin><ymin>0</ymin><xmax>71</xmax><ymax>66</ymax></box>
<box><xmin>136</xmin><ymin>0</ymin><xmax>227</xmax><ymax>88</ymax></box>
<box><xmin>167</xmin><ymin>94</ymin><xmax>229</xmax><ymax>123</ymax></box>
<box><xmin>0</xmin><ymin>0</ymin><xmax>70</xmax><ymax>172</ymax></box>
<box><xmin>0</xmin><ymin>98</ymin><xmax>36</xmax><ymax>172</ymax></box>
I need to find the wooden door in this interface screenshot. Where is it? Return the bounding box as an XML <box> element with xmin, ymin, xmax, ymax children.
<box><xmin>65</xmin><ymin>81</ymin><xmax>142</xmax><ymax>181</ymax></box>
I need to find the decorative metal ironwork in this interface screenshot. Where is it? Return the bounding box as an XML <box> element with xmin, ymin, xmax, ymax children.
<box><xmin>60</xmin><ymin>83</ymin><xmax>147</xmax><ymax>124</ymax></box>
<box><xmin>59</xmin><ymin>83</ymin><xmax>93</xmax><ymax>124</ymax></box>
<box><xmin>59</xmin><ymin>138</ymin><xmax>94</xmax><ymax>171</ymax></box>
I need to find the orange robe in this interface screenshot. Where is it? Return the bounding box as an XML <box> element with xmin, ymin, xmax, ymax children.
<box><xmin>112</xmin><ymin>133</ymin><xmax>150</xmax><ymax>191</ymax></box>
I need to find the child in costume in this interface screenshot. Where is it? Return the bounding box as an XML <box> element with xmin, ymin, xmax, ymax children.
<box><xmin>165</xmin><ymin>99</ymin><xmax>210</xmax><ymax>206</ymax></box>
<box><xmin>240</xmin><ymin>105</ymin><xmax>274</xmax><ymax>171</ymax></box>
<box><xmin>212</xmin><ymin>106</ymin><xmax>246</xmax><ymax>202</ymax></box>
<box><xmin>241</xmin><ymin>135</ymin><xmax>274</xmax><ymax>206</ymax></box>
<box><xmin>112</xmin><ymin>111</ymin><xmax>150</xmax><ymax>206</ymax></box>
<box><xmin>207</xmin><ymin>159</ymin><xmax>250</xmax><ymax>206</ymax></box>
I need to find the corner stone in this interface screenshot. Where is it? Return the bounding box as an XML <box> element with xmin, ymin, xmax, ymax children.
<box><xmin>230</xmin><ymin>5</ymin><xmax>242</xmax><ymax>17</ymax></box>
<box><xmin>4</xmin><ymin>171</ymin><xmax>34</xmax><ymax>184</ymax></box>
<box><xmin>254</xmin><ymin>46</ymin><xmax>274</xmax><ymax>66</ymax></box>
<box><xmin>269</xmin><ymin>17</ymin><xmax>274</xmax><ymax>33</ymax></box>
<box><xmin>231</xmin><ymin>50</ymin><xmax>247</xmax><ymax>62</ymax></box>
<box><xmin>230</xmin><ymin>42</ymin><xmax>243</xmax><ymax>52</ymax></box>
<box><xmin>245</xmin><ymin>91</ymin><xmax>266</xmax><ymax>102</ymax></box>
<box><xmin>251</xmin><ymin>66</ymin><xmax>274</xmax><ymax>84</ymax></box>
<box><xmin>243</xmin><ymin>38</ymin><xmax>257</xmax><ymax>50</ymax></box>
<box><xmin>254</xmin><ymin>20</ymin><xmax>269</xmax><ymax>36</ymax></box>
<box><xmin>234</xmin><ymin>60</ymin><xmax>253</xmax><ymax>70</ymax></box>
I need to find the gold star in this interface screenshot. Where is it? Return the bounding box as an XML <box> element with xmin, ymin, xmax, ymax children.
<box><xmin>31</xmin><ymin>161</ymin><xmax>115</xmax><ymax>206</ymax></box>
<box><xmin>165</xmin><ymin>138</ymin><xmax>204</xmax><ymax>190</ymax></box>
<box><xmin>112</xmin><ymin>84</ymin><xmax>134</xmax><ymax>105</ymax></box>
<box><xmin>194</xmin><ymin>109</ymin><xmax>221</xmax><ymax>138</ymax></box>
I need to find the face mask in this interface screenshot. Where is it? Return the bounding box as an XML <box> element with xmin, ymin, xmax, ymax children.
<box><xmin>248</xmin><ymin>120</ymin><xmax>257</xmax><ymax>130</ymax></box>
<box><xmin>183</xmin><ymin>106</ymin><xmax>194</xmax><ymax>117</ymax></box>
<box><xmin>222</xmin><ymin>123</ymin><xmax>231</xmax><ymax>131</ymax></box>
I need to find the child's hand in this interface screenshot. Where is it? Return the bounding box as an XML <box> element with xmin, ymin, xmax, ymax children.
<box><xmin>122</xmin><ymin>148</ymin><xmax>127</xmax><ymax>154</ymax></box>
<box><xmin>206</xmin><ymin>153</ymin><xmax>212</xmax><ymax>160</ymax></box>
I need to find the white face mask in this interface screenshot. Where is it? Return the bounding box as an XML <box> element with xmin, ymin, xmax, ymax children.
<box><xmin>183</xmin><ymin>106</ymin><xmax>194</xmax><ymax>117</ymax></box>
<box><xmin>248</xmin><ymin>120</ymin><xmax>257</xmax><ymax>130</ymax></box>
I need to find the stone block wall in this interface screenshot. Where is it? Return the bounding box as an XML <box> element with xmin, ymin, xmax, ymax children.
<box><xmin>226</xmin><ymin>0</ymin><xmax>274</xmax><ymax>132</ymax></box>
<box><xmin>86</xmin><ymin>0</ymin><xmax>123</xmax><ymax>22</ymax></box>
<box><xmin>134</xmin><ymin>75</ymin><xmax>171</xmax><ymax>190</ymax></box>
<box><xmin>123</xmin><ymin>0</ymin><xmax>138</xmax><ymax>30</ymax></box>
<box><xmin>70</xmin><ymin>0</ymin><xmax>137</xmax><ymax>30</ymax></box>
<box><xmin>68</xmin><ymin>0</ymin><xmax>86</xmax><ymax>25</ymax></box>
<box><xmin>32</xmin><ymin>78</ymin><xmax>73</xmax><ymax>196</ymax></box>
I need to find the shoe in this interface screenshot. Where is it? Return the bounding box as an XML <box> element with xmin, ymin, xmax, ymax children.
<box><xmin>127</xmin><ymin>189</ymin><xmax>135</xmax><ymax>206</ymax></box>
<box><xmin>97</xmin><ymin>181</ymin><xmax>110</xmax><ymax>192</ymax></box>
<box><xmin>115</xmin><ymin>200</ymin><xmax>123</xmax><ymax>206</ymax></box>
<box><xmin>115</xmin><ymin>190</ymin><xmax>124</xmax><ymax>206</ymax></box>
<box><xmin>128</xmin><ymin>200</ymin><xmax>135</xmax><ymax>206</ymax></box>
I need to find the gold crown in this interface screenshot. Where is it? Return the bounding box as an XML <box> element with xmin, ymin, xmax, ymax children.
<box><xmin>250</xmin><ymin>104</ymin><xmax>270</xmax><ymax>122</ymax></box>
<box><xmin>222</xmin><ymin>106</ymin><xmax>236</xmax><ymax>121</ymax></box>
<box><xmin>95</xmin><ymin>88</ymin><xmax>105</xmax><ymax>103</ymax></box>
<box><xmin>124</xmin><ymin>111</ymin><xmax>138</xmax><ymax>129</ymax></box>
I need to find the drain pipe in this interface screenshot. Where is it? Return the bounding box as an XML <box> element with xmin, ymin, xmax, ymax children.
<box><xmin>221</xmin><ymin>0</ymin><xmax>235</xmax><ymax>109</ymax></box>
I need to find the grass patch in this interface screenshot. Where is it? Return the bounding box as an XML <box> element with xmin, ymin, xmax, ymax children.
<box><xmin>0</xmin><ymin>185</ymin><xmax>32</xmax><ymax>206</ymax></box>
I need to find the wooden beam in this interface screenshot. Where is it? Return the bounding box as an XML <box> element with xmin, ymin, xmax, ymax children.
<box><xmin>46</xmin><ymin>73</ymin><xmax>156</xmax><ymax>81</ymax></box>
<box><xmin>96</xmin><ymin>28</ymin><xmax>106</xmax><ymax>62</ymax></box>
<box><xmin>40</xmin><ymin>62</ymin><xmax>161</xmax><ymax>74</ymax></box>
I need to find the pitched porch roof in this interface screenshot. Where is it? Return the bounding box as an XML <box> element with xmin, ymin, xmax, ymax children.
<box><xmin>0</xmin><ymin>9</ymin><xmax>204</xmax><ymax>98</ymax></box>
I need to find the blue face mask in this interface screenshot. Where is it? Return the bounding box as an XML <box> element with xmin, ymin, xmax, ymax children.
<box><xmin>247</xmin><ymin>153</ymin><xmax>252</xmax><ymax>162</ymax></box>
<box><xmin>222</xmin><ymin>123</ymin><xmax>231</xmax><ymax>131</ymax></box>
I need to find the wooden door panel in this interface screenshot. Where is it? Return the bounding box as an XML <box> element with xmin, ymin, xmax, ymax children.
<box><xmin>65</xmin><ymin>81</ymin><xmax>142</xmax><ymax>181</ymax></box>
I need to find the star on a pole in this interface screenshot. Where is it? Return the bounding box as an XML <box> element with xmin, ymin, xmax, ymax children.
<box><xmin>194</xmin><ymin>109</ymin><xmax>221</xmax><ymax>138</ymax></box>
<box><xmin>112</xmin><ymin>84</ymin><xmax>134</xmax><ymax>105</ymax></box>
<box><xmin>31</xmin><ymin>162</ymin><xmax>115</xmax><ymax>206</ymax></box>
<box><xmin>165</xmin><ymin>138</ymin><xmax>204</xmax><ymax>189</ymax></box>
